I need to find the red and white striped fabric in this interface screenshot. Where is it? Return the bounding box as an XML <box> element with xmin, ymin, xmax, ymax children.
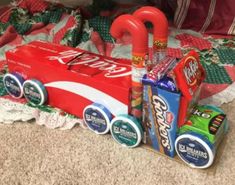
<box><xmin>0</xmin><ymin>6</ymin><xmax>11</xmax><ymax>23</ymax></box>
<box><xmin>167</xmin><ymin>47</ymin><xmax>183</xmax><ymax>58</ymax></box>
<box><xmin>174</xmin><ymin>0</ymin><xmax>235</xmax><ymax>35</ymax></box>
<box><xmin>175</xmin><ymin>33</ymin><xmax>212</xmax><ymax>50</ymax></box>
<box><xmin>18</xmin><ymin>0</ymin><xmax>49</xmax><ymax>14</ymax></box>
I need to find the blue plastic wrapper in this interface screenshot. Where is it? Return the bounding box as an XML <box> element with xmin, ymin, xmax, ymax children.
<box><xmin>157</xmin><ymin>76</ymin><xmax>177</xmax><ymax>92</ymax></box>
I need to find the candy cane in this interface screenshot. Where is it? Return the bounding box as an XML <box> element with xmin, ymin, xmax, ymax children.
<box><xmin>133</xmin><ymin>6</ymin><xmax>168</xmax><ymax>71</ymax></box>
<box><xmin>110</xmin><ymin>14</ymin><xmax>148</xmax><ymax>120</ymax></box>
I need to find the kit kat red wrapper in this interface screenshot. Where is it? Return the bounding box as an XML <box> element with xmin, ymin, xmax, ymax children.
<box><xmin>173</xmin><ymin>50</ymin><xmax>205</xmax><ymax>127</ymax></box>
<box><xmin>173</xmin><ymin>50</ymin><xmax>205</xmax><ymax>101</ymax></box>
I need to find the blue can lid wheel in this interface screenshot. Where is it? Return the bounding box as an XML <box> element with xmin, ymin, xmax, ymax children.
<box><xmin>23</xmin><ymin>79</ymin><xmax>48</xmax><ymax>106</ymax></box>
<box><xmin>175</xmin><ymin>132</ymin><xmax>215</xmax><ymax>169</ymax></box>
<box><xmin>83</xmin><ymin>103</ymin><xmax>112</xmax><ymax>135</ymax></box>
<box><xmin>110</xmin><ymin>114</ymin><xmax>143</xmax><ymax>148</ymax></box>
<box><xmin>3</xmin><ymin>73</ymin><xmax>24</xmax><ymax>99</ymax></box>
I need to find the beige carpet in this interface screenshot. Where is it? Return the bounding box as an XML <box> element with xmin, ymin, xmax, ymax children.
<box><xmin>0</xmin><ymin>100</ymin><xmax>235</xmax><ymax>185</ymax></box>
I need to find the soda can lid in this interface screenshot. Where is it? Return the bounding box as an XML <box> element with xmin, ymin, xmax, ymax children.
<box><xmin>175</xmin><ymin>132</ymin><xmax>215</xmax><ymax>169</ymax></box>
<box><xmin>83</xmin><ymin>103</ymin><xmax>112</xmax><ymax>135</ymax></box>
<box><xmin>110</xmin><ymin>115</ymin><xmax>143</xmax><ymax>148</ymax></box>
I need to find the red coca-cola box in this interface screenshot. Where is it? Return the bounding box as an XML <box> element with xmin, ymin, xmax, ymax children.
<box><xmin>5</xmin><ymin>40</ymin><xmax>133</xmax><ymax>118</ymax></box>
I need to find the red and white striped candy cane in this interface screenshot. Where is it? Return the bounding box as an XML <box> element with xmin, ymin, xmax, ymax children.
<box><xmin>133</xmin><ymin>6</ymin><xmax>168</xmax><ymax>71</ymax></box>
<box><xmin>110</xmin><ymin>14</ymin><xmax>148</xmax><ymax>121</ymax></box>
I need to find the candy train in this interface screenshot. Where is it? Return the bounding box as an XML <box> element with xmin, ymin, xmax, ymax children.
<box><xmin>2</xmin><ymin>6</ymin><xmax>228</xmax><ymax>168</ymax></box>
<box><xmin>133</xmin><ymin>6</ymin><xmax>168</xmax><ymax>70</ymax></box>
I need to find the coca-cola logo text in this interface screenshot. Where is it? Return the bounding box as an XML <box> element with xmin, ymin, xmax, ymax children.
<box><xmin>48</xmin><ymin>52</ymin><xmax>131</xmax><ymax>78</ymax></box>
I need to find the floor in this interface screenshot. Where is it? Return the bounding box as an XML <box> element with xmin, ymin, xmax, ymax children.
<box><xmin>0</xmin><ymin>99</ymin><xmax>234</xmax><ymax>185</ymax></box>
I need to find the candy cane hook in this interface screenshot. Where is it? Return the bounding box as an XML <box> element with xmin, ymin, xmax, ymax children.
<box><xmin>133</xmin><ymin>6</ymin><xmax>168</xmax><ymax>70</ymax></box>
